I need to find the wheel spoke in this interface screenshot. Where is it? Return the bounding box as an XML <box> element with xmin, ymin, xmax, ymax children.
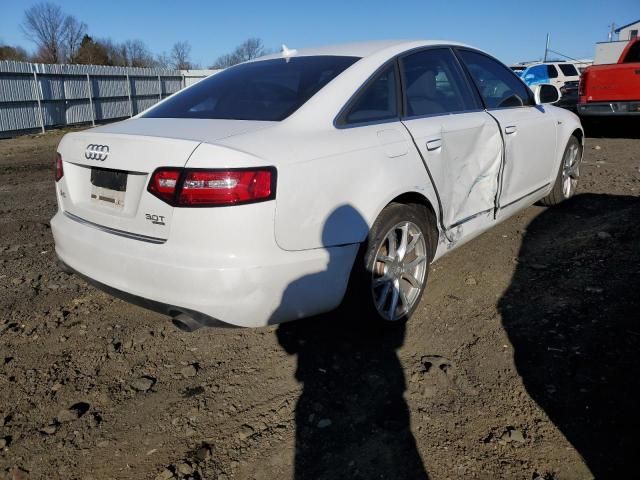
<box><xmin>569</xmin><ymin>163</ymin><xmax>580</xmax><ymax>179</ymax></box>
<box><xmin>388</xmin><ymin>280</ymin><xmax>400</xmax><ymax>319</ymax></box>
<box><xmin>376</xmin><ymin>254</ymin><xmax>393</xmax><ymax>264</ymax></box>
<box><xmin>399</xmin><ymin>288</ymin><xmax>409</xmax><ymax>314</ymax></box>
<box><xmin>376</xmin><ymin>282</ymin><xmax>391</xmax><ymax>310</ymax></box>
<box><xmin>405</xmin><ymin>255</ymin><xmax>427</xmax><ymax>271</ymax></box>
<box><xmin>397</xmin><ymin>223</ymin><xmax>409</xmax><ymax>260</ymax></box>
<box><xmin>373</xmin><ymin>275</ymin><xmax>391</xmax><ymax>288</ymax></box>
<box><xmin>387</xmin><ymin>231</ymin><xmax>398</xmax><ymax>258</ymax></box>
<box><xmin>405</xmin><ymin>231</ymin><xmax>422</xmax><ymax>256</ymax></box>
<box><xmin>402</xmin><ymin>271</ymin><xmax>422</xmax><ymax>289</ymax></box>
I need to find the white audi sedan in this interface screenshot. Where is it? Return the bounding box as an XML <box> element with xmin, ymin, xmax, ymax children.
<box><xmin>51</xmin><ymin>40</ymin><xmax>583</xmax><ymax>330</ymax></box>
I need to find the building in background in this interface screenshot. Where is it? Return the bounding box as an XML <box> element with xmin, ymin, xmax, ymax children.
<box><xmin>616</xmin><ymin>19</ymin><xmax>640</xmax><ymax>42</ymax></box>
<box><xmin>594</xmin><ymin>19</ymin><xmax>640</xmax><ymax>64</ymax></box>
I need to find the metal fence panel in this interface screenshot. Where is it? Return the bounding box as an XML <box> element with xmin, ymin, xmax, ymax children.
<box><xmin>0</xmin><ymin>102</ymin><xmax>40</xmax><ymax>131</ymax></box>
<box><xmin>0</xmin><ymin>60</ymin><xmax>205</xmax><ymax>137</ymax></box>
<box><xmin>0</xmin><ymin>74</ymin><xmax>36</xmax><ymax>102</ymax></box>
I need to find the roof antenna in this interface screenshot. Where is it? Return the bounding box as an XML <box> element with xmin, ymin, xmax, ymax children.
<box><xmin>281</xmin><ymin>44</ymin><xmax>297</xmax><ymax>62</ymax></box>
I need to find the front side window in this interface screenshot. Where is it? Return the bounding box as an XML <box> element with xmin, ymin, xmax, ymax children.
<box><xmin>558</xmin><ymin>64</ymin><xmax>579</xmax><ymax>76</ymax></box>
<box><xmin>458</xmin><ymin>49</ymin><xmax>533</xmax><ymax>109</ymax></box>
<box><xmin>546</xmin><ymin>65</ymin><xmax>559</xmax><ymax>78</ymax></box>
<box><xmin>144</xmin><ymin>56</ymin><xmax>359</xmax><ymax>122</ymax></box>
<box><xmin>401</xmin><ymin>48</ymin><xmax>481</xmax><ymax>117</ymax></box>
<box><xmin>343</xmin><ymin>64</ymin><xmax>398</xmax><ymax>124</ymax></box>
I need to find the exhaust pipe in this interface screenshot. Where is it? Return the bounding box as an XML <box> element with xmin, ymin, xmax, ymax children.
<box><xmin>172</xmin><ymin>312</ymin><xmax>204</xmax><ymax>332</ymax></box>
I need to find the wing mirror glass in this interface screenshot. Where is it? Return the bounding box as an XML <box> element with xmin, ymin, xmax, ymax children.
<box><xmin>532</xmin><ymin>84</ymin><xmax>560</xmax><ymax>105</ymax></box>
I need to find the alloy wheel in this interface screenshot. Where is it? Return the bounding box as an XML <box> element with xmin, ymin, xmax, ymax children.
<box><xmin>371</xmin><ymin>221</ymin><xmax>428</xmax><ymax>321</ymax></box>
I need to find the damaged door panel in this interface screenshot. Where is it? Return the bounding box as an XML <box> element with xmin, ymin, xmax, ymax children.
<box><xmin>402</xmin><ymin>112</ymin><xmax>502</xmax><ymax>231</ymax></box>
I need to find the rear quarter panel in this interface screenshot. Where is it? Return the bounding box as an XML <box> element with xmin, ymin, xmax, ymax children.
<box><xmin>220</xmin><ymin>123</ymin><xmax>440</xmax><ymax>252</ymax></box>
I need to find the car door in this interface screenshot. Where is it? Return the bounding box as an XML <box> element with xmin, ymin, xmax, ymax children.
<box><xmin>456</xmin><ymin>49</ymin><xmax>557</xmax><ymax>214</ymax></box>
<box><xmin>399</xmin><ymin>48</ymin><xmax>503</xmax><ymax>236</ymax></box>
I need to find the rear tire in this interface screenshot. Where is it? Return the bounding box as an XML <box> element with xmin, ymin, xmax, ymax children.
<box><xmin>539</xmin><ymin>135</ymin><xmax>582</xmax><ymax>206</ymax></box>
<box><xmin>347</xmin><ymin>203</ymin><xmax>436</xmax><ymax>324</ymax></box>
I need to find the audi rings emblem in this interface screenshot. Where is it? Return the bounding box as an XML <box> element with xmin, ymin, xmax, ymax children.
<box><xmin>85</xmin><ymin>144</ymin><xmax>109</xmax><ymax>161</ymax></box>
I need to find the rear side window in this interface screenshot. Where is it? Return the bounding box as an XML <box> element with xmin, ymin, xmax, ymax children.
<box><xmin>144</xmin><ymin>56</ymin><xmax>359</xmax><ymax>121</ymax></box>
<box><xmin>458</xmin><ymin>50</ymin><xmax>533</xmax><ymax>109</ymax></box>
<box><xmin>401</xmin><ymin>48</ymin><xmax>481</xmax><ymax>117</ymax></box>
<box><xmin>558</xmin><ymin>64</ymin><xmax>579</xmax><ymax>76</ymax></box>
<box><xmin>343</xmin><ymin>64</ymin><xmax>398</xmax><ymax>124</ymax></box>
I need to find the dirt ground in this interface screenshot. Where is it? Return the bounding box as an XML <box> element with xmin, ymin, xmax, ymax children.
<box><xmin>0</xmin><ymin>123</ymin><xmax>639</xmax><ymax>480</ymax></box>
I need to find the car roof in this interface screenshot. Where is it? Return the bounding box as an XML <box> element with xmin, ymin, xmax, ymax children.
<box><xmin>524</xmin><ymin>61</ymin><xmax>576</xmax><ymax>67</ymax></box>
<box><xmin>253</xmin><ymin>39</ymin><xmax>472</xmax><ymax>61</ymax></box>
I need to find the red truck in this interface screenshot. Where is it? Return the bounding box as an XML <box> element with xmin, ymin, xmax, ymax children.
<box><xmin>578</xmin><ymin>37</ymin><xmax>640</xmax><ymax>116</ymax></box>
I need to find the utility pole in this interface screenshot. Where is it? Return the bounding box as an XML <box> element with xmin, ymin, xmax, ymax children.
<box><xmin>608</xmin><ymin>23</ymin><xmax>616</xmax><ymax>42</ymax></box>
<box><xmin>543</xmin><ymin>33</ymin><xmax>549</xmax><ymax>62</ymax></box>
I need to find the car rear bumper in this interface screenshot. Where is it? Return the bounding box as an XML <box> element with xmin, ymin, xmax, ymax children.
<box><xmin>577</xmin><ymin>101</ymin><xmax>640</xmax><ymax>116</ymax></box>
<box><xmin>51</xmin><ymin>209</ymin><xmax>359</xmax><ymax>327</ymax></box>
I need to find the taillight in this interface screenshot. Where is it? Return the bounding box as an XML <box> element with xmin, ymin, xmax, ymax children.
<box><xmin>147</xmin><ymin>167</ymin><xmax>276</xmax><ymax>207</ymax></box>
<box><xmin>578</xmin><ymin>71</ymin><xmax>588</xmax><ymax>97</ymax></box>
<box><xmin>148</xmin><ymin>168</ymin><xmax>181</xmax><ymax>203</ymax></box>
<box><xmin>55</xmin><ymin>152</ymin><xmax>63</xmax><ymax>182</ymax></box>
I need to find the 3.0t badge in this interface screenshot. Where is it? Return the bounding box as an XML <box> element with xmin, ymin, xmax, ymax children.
<box><xmin>85</xmin><ymin>144</ymin><xmax>109</xmax><ymax>161</ymax></box>
<box><xmin>145</xmin><ymin>213</ymin><xmax>166</xmax><ymax>226</ymax></box>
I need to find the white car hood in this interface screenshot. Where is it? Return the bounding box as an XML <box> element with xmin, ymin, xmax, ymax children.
<box><xmin>89</xmin><ymin>117</ymin><xmax>278</xmax><ymax>144</ymax></box>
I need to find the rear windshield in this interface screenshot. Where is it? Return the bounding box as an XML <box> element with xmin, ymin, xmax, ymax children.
<box><xmin>144</xmin><ymin>56</ymin><xmax>359</xmax><ymax>121</ymax></box>
<box><xmin>558</xmin><ymin>64</ymin><xmax>579</xmax><ymax>76</ymax></box>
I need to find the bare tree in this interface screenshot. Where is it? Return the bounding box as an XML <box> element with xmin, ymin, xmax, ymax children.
<box><xmin>210</xmin><ymin>38</ymin><xmax>267</xmax><ymax>68</ymax></box>
<box><xmin>62</xmin><ymin>16</ymin><xmax>87</xmax><ymax>62</ymax></box>
<box><xmin>155</xmin><ymin>51</ymin><xmax>171</xmax><ymax>69</ymax></box>
<box><xmin>21</xmin><ymin>2</ymin><xmax>86</xmax><ymax>63</ymax></box>
<box><xmin>121</xmin><ymin>39</ymin><xmax>155</xmax><ymax>67</ymax></box>
<box><xmin>21</xmin><ymin>2</ymin><xmax>67</xmax><ymax>63</ymax></box>
<box><xmin>235</xmin><ymin>38</ymin><xmax>266</xmax><ymax>62</ymax></box>
<box><xmin>170</xmin><ymin>41</ymin><xmax>192</xmax><ymax>70</ymax></box>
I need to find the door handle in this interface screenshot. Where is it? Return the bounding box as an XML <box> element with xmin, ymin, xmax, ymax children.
<box><xmin>504</xmin><ymin>125</ymin><xmax>517</xmax><ymax>135</ymax></box>
<box><xmin>426</xmin><ymin>138</ymin><xmax>442</xmax><ymax>151</ymax></box>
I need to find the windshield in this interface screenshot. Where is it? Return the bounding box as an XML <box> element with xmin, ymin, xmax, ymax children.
<box><xmin>144</xmin><ymin>56</ymin><xmax>359</xmax><ymax>121</ymax></box>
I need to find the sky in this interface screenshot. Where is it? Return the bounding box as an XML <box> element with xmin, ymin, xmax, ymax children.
<box><xmin>0</xmin><ymin>0</ymin><xmax>637</xmax><ymax>67</ymax></box>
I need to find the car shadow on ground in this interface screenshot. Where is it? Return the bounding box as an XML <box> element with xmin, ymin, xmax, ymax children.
<box><xmin>498</xmin><ymin>193</ymin><xmax>640</xmax><ymax>478</ymax></box>
<box><xmin>273</xmin><ymin>205</ymin><xmax>429</xmax><ymax>480</ymax></box>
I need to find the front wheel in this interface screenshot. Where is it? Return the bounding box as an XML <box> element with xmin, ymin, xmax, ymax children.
<box><xmin>349</xmin><ymin>203</ymin><xmax>436</xmax><ymax>323</ymax></box>
<box><xmin>539</xmin><ymin>135</ymin><xmax>582</xmax><ymax>206</ymax></box>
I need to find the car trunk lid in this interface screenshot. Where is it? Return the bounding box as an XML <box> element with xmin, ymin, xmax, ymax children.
<box><xmin>56</xmin><ymin>118</ymin><xmax>276</xmax><ymax>241</ymax></box>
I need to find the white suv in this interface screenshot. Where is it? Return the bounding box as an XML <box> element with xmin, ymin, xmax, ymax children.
<box><xmin>518</xmin><ymin>62</ymin><xmax>581</xmax><ymax>109</ymax></box>
<box><xmin>518</xmin><ymin>62</ymin><xmax>580</xmax><ymax>89</ymax></box>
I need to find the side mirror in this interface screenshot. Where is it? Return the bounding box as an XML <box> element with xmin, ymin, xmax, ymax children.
<box><xmin>532</xmin><ymin>84</ymin><xmax>560</xmax><ymax>105</ymax></box>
